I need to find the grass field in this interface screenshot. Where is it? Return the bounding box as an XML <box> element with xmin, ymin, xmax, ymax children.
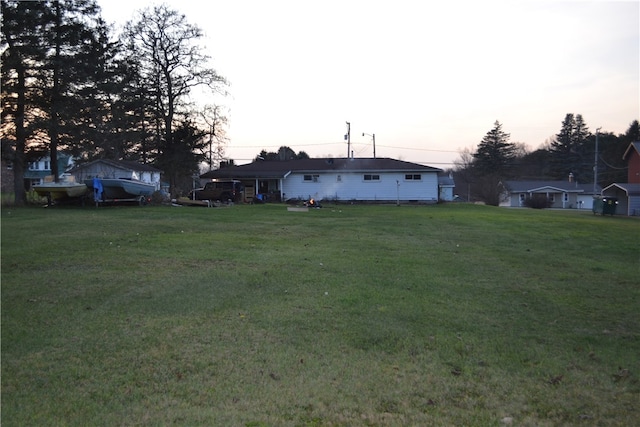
<box><xmin>1</xmin><ymin>203</ymin><xmax>639</xmax><ymax>426</ymax></box>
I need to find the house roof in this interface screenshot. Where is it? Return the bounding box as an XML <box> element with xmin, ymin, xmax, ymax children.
<box><xmin>503</xmin><ymin>180</ymin><xmax>599</xmax><ymax>194</ymax></box>
<box><xmin>623</xmin><ymin>142</ymin><xmax>640</xmax><ymax>161</ymax></box>
<box><xmin>69</xmin><ymin>159</ymin><xmax>162</xmax><ymax>173</ymax></box>
<box><xmin>438</xmin><ymin>174</ymin><xmax>455</xmax><ymax>186</ymax></box>
<box><xmin>201</xmin><ymin>157</ymin><xmax>442</xmax><ymax>180</ymax></box>
<box><xmin>603</xmin><ymin>182</ymin><xmax>640</xmax><ymax>196</ymax></box>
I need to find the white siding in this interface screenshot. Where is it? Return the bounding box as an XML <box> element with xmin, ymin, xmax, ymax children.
<box><xmin>282</xmin><ymin>171</ymin><xmax>439</xmax><ymax>202</ymax></box>
<box><xmin>73</xmin><ymin>163</ymin><xmax>161</xmax><ymax>190</ymax></box>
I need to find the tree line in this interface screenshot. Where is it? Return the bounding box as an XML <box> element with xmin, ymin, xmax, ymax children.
<box><xmin>453</xmin><ymin>116</ymin><xmax>639</xmax><ymax>205</ymax></box>
<box><xmin>1</xmin><ymin>0</ymin><xmax>228</xmax><ymax>204</ymax></box>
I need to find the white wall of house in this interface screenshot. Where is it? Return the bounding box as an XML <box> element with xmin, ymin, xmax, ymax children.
<box><xmin>439</xmin><ymin>185</ymin><xmax>454</xmax><ymax>202</ymax></box>
<box><xmin>282</xmin><ymin>171</ymin><xmax>439</xmax><ymax>202</ymax></box>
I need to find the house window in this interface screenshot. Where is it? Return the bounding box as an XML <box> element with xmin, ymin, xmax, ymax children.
<box><xmin>303</xmin><ymin>174</ymin><xmax>319</xmax><ymax>182</ymax></box>
<box><xmin>44</xmin><ymin>160</ymin><xmax>50</xmax><ymax>170</ymax></box>
<box><xmin>363</xmin><ymin>174</ymin><xmax>380</xmax><ymax>181</ymax></box>
<box><xmin>519</xmin><ymin>194</ymin><xmax>525</xmax><ymax>203</ymax></box>
<box><xmin>337</xmin><ymin>175</ymin><xmax>342</xmax><ymax>182</ymax></box>
<box><xmin>548</xmin><ymin>194</ymin><xmax>555</xmax><ymax>202</ymax></box>
<box><xmin>405</xmin><ymin>174</ymin><xmax>421</xmax><ymax>180</ymax></box>
<box><xmin>29</xmin><ymin>162</ymin><xmax>39</xmax><ymax>170</ymax></box>
<box><xmin>563</xmin><ymin>193</ymin><xmax>569</xmax><ymax>202</ymax></box>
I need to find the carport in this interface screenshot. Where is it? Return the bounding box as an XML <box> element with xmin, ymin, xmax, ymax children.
<box><xmin>602</xmin><ymin>183</ymin><xmax>640</xmax><ymax>216</ymax></box>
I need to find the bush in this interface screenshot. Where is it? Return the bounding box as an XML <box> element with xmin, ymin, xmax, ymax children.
<box><xmin>523</xmin><ymin>194</ymin><xmax>551</xmax><ymax>209</ymax></box>
<box><xmin>150</xmin><ymin>190</ymin><xmax>170</xmax><ymax>205</ymax></box>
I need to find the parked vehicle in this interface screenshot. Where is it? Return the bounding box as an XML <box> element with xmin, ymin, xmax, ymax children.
<box><xmin>188</xmin><ymin>180</ymin><xmax>243</xmax><ymax>202</ymax></box>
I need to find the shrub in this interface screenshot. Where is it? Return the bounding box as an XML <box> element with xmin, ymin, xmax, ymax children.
<box><xmin>523</xmin><ymin>194</ymin><xmax>551</xmax><ymax>209</ymax></box>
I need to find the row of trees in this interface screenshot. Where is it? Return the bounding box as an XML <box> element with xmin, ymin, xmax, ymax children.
<box><xmin>1</xmin><ymin>0</ymin><xmax>228</xmax><ymax>204</ymax></box>
<box><xmin>454</xmin><ymin>116</ymin><xmax>639</xmax><ymax>205</ymax></box>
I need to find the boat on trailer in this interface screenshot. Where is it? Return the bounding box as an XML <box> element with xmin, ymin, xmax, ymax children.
<box><xmin>33</xmin><ymin>175</ymin><xmax>88</xmax><ymax>205</ymax></box>
<box><xmin>85</xmin><ymin>177</ymin><xmax>156</xmax><ymax>205</ymax></box>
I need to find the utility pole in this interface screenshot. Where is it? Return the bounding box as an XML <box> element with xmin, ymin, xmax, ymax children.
<box><xmin>594</xmin><ymin>127</ymin><xmax>601</xmax><ymax>194</ymax></box>
<box><xmin>345</xmin><ymin>122</ymin><xmax>351</xmax><ymax>158</ymax></box>
<box><xmin>363</xmin><ymin>132</ymin><xmax>376</xmax><ymax>158</ymax></box>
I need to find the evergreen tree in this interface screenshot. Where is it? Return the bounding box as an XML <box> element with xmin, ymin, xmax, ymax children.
<box><xmin>1</xmin><ymin>0</ymin><xmax>56</xmax><ymax>203</ymax></box>
<box><xmin>154</xmin><ymin>119</ymin><xmax>207</xmax><ymax>195</ymax></box>
<box><xmin>37</xmin><ymin>0</ymin><xmax>108</xmax><ymax>180</ymax></box>
<box><xmin>549</xmin><ymin>113</ymin><xmax>592</xmax><ymax>181</ymax></box>
<box><xmin>472</xmin><ymin>121</ymin><xmax>516</xmax><ymax>176</ymax></box>
<box><xmin>468</xmin><ymin>121</ymin><xmax>517</xmax><ymax>205</ymax></box>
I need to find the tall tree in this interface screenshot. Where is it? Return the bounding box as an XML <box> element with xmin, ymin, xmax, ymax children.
<box><xmin>467</xmin><ymin>121</ymin><xmax>517</xmax><ymax>205</ymax></box>
<box><xmin>472</xmin><ymin>120</ymin><xmax>516</xmax><ymax>175</ymax></box>
<box><xmin>1</xmin><ymin>0</ymin><xmax>51</xmax><ymax>203</ymax></box>
<box><xmin>123</xmin><ymin>4</ymin><xmax>227</xmax><ymax>194</ymax></box>
<box><xmin>199</xmin><ymin>105</ymin><xmax>228</xmax><ymax>171</ymax></box>
<box><xmin>154</xmin><ymin>119</ymin><xmax>207</xmax><ymax>195</ymax></box>
<box><xmin>38</xmin><ymin>0</ymin><xmax>106</xmax><ymax>181</ymax></box>
<box><xmin>549</xmin><ymin>113</ymin><xmax>592</xmax><ymax>181</ymax></box>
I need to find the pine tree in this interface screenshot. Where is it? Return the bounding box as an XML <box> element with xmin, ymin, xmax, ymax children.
<box><xmin>470</xmin><ymin>121</ymin><xmax>517</xmax><ymax>205</ymax></box>
<box><xmin>549</xmin><ymin>113</ymin><xmax>592</xmax><ymax>181</ymax></box>
<box><xmin>472</xmin><ymin>120</ymin><xmax>516</xmax><ymax>176</ymax></box>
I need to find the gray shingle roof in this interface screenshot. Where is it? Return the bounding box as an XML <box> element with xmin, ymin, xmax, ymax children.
<box><xmin>201</xmin><ymin>157</ymin><xmax>441</xmax><ymax>179</ymax></box>
<box><xmin>70</xmin><ymin>159</ymin><xmax>162</xmax><ymax>173</ymax></box>
<box><xmin>503</xmin><ymin>180</ymin><xmax>598</xmax><ymax>193</ymax></box>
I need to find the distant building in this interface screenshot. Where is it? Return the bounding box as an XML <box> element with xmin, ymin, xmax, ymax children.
<box><xmin>23</xmin><ymin>153</ymin><xmax>75</xmax><ymax>188</ymax></box>
<box><xmin>69</xmin><ymin>159</ymin><xmax>163</xmax><ymax>190</ymax></box>
<box><xmin>601</xmin><ymin>142</ymin><xmax>640</xmax><ymax>216</ymax></box>
<box><xmin>501</xmin><ymin>179</ymin><xmax>600</xmax><ymax>210</ymax></box>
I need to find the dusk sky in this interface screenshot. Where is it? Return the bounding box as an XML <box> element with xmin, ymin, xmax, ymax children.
<box><xmin>99</xmin><ymin>0</ymin><xmax>639</xmax><ymax>167</ymax></box>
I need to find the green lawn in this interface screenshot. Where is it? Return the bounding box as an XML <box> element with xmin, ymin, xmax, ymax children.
<box><xmin>2</xmin><ymin>203</ymin><xmax>639</xmax><ymax>426</ymax></box>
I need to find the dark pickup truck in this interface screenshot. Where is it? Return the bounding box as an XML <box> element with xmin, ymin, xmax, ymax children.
<box><xmin>188</xmin><ymin>180</ymin><xmax>243</xmax><ymax>202</ymax></box>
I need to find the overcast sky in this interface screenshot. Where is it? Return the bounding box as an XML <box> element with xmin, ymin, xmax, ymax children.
<box><xmin>99</xmin><ymin>0</ymin><xmax>639</xmax><ymax>167</ymax></box>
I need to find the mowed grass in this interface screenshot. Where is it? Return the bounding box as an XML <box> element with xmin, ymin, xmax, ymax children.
<box><xmin>1</xmin><ymin>203</ymin><xmax>638</xmax><ymax>426</ymax></box>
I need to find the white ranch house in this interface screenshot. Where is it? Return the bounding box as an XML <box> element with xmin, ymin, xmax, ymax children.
<box><xmin>201</xmin><ymin>158</ymin><xmax>443</xmax><ymax>204</ymax></box>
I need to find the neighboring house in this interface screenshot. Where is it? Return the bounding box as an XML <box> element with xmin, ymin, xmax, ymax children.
<box><xmin>201</xmin><ymin>157</ymin><xmax>442</xmax><ymax>203</ymax></box>
<box><xmin>501</xmin><ymin>179</ymin><xmax>600</xmax><ymax>209</ymax></box>
<box><xmin>601</xmin><ymin>142</ymin><xmax>640</xmax><ymax>216</ymax></box>
<box><xmin>23</xmin><ymin>153</ymin><xmax>76</xmax><ymax>188</ymax></box>
<box><xmin>70</xmin><ymin>159</ymin><xmax>163</xmax><ymax>191</ymax></box>
<box><xmin>1</xmin><ymin>159</ymin><xmax>15</xmax><ymax>193</ymax></box>
<box><xmin>438</xmin><ymin>172</ymin><xmax>456</xmax><ymax>202</ymax></box>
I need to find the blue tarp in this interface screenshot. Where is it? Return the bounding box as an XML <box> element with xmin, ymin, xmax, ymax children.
<box><xmin>93</xmin><ymin>177</ymin><xmax>103</xmax><ymax>201</ymax></box>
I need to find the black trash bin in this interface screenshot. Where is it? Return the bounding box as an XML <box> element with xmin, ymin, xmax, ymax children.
<box><xmin>593</xmin><ymin>196</ymin><xmax>617</xmax><ymax>215</ymax></box>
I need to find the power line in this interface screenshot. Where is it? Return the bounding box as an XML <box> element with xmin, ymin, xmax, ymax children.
<box><xmin>227</xmin><ymin>141</ymin><xmax>460</xmax><ymax>153</ymax></box>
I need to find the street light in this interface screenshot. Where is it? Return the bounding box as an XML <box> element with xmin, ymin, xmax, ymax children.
<box><xmin>594</xmin><ymin>127</ymin><xmax>602</xmax><ymax>194</ymax></box>
<box><xmin>362</xmin><ymin>132</ymin><xmax>376</xmax><ymax>158</ymax></box>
